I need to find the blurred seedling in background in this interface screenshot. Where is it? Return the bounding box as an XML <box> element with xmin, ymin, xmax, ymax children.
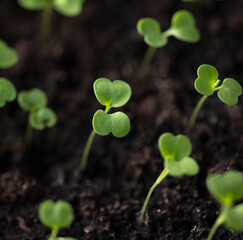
<box><xmin>137</xmin><ymin>10</ymin><xmax>200</xmax><ymax>79</ymax></box>
<box><xmin>0</xmin><ymin>78</ymin><xmax>17</xmax><ymax>107</ymax></box>
<box><xmin>39</xmin><ymin>200</ymin><xmax>77</xmax><ymax>240</ymax></box>
<box><xmin>139</xmin><ymin>133</ymin><xmax>199</xmax><ymax>224</ymax></box>
<box><xmin>206</xmin><ymin>171</ymin><xmax>243</xmax><ymax>240</ymax></box>
<box><xmin>189</xmin><ymin>64</ymin><xmax>242</xmax><ymax>128</ymax></box>
<box><xmin>18</xmin><ymin>0</ymin><xmax>85</xmax><ymax>37</ymax></box>
<box><xmin>80</xmin><ymin>78</ymin><xmax>132</xmax><ymax>171</ymax></box>
<box><xmin>18</xmin><ymin>88</ymin><xmax>56</xmax><ymax>147</ymax></box>
<box><xmin>0</xmin><ymin>39</ymin><xmax>18</xmax><ymax>69</ymax></box>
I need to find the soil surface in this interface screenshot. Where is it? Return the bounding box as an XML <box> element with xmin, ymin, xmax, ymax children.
<box><xmin>0</xmin><ymin>0</ymin><xmax>243</xmax><ymax>239</ymax></box>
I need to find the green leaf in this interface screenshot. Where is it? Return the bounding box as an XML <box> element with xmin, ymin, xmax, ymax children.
<box><xmin>39</xmin><ymin>200</ymin><xmax>74</xmax><ymax>230</ymax></box>
<box><xmin>194</xmin><ymin>64</ymin><xmax>219</xmax><ymax>96</ymax></box>
<box><xmin>93</xmin><ymin>78</ymin><xmax>131</xmax><ymax>108</ymax></box>
<box><xmin>158</xmin><ymin>133</ymin><xmax>192</xmax><ymax>161</ymax></box>
<box><xmin>54</xmin><ymin>0</ymin><xmax>84</xmax><ymax>17</ymax></box>
<box><xmin>225</xmin><ymin>203</ymin><xmax>243</xmax><ymax>231</ymax></box>
<box><xmin>29</xmin><ymin>107</ymin><xmax>57</xmax><ymax>130</ymax></box>
<box><xmin>0</xmin><ymin>40</ymin><xmax>19</xmax><ymax>69</ymax></box>
<box><xmin>165</xmin><ymin>157</ymin><xmax>199</xmax><ymax>177</ymax></box>
<box><xmin>0</xmin><ymin>78</ymin><xmax>17</xmax><ymax>107</ymax></box>
<box><xmin>169</xmin><ymin>10</ymin><xmax>200</xmax><ymax>43</ymax></box>
<box><xmin>17</xmin><ymin>0</ymin><xmax>45</xmax><ymax>10</ymax></box>
<box><xmin>17</xmin><ymin>88</ymin><xmax>47</xmax><ymax>112</ymax></box>
<box><xmin>206</xmin><ymin>171</ymin><xmax>243</xmax><ymax>205</ymax></box>
<box><xmin>144</xmin><ymin>33</ymin><xmax>168</xmax><ymax>48</ymax></box>
<box><xmin>217</xmin><ymin>78</ymin><xmax>242</xmax><ymax>106</ymax></box>
<box><xmin>92</xmin><ymin>110</ymin><xmax>130</xmax><ymax>138</ymax></box>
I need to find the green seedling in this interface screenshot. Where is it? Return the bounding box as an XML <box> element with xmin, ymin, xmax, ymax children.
<box><xmin>18</xmin><ymin>88</ymin><xmax>56</xmax><ymax>146</ymax></box>
<box><xmin>0</xmin><ymin>78</ymin><xmax>17</xmax><ymax>107</ymax></box>
<box><xmin>80</xmin><ymin>77</ymin><xmax>132</xmax><ymax>171</ymax></box>
<box><xmin>139</xmin><ymin>133</ymin><xmax>199</xmax><ymax>224</ymax></box>
<box><xmin>0</xmin><ymin>40</ymin><xmax>18</xmax><ymax>69</ymax></box>
<box><xmin>189</xmin><ymin>64</ymin><xmax>242</xmax><ymax>127</ymax></box>
<box><xmin>18</xmin><ymin>0</ymin><xmax>85</xmax><ymax>37</ymax></box>
<box><xmin>39</xmin><ymin>200</ymin><xmax>77</xmax><ymax>240</ymax></box>
<box><xmin>206</xmin><ymin>171</ymin><xmax>243</xmax><ymax>240</ymax></box>
<box><xmin>137</xmin><ymin>10</ymin><xmax>200</xmax><ymax>78</ymax></box>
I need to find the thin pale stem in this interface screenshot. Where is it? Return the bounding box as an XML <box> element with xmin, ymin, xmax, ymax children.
<box><xmin>48</xmin><ymin>227</ymin><xmax>59</xmax><ymax>240</ymax></box>
<box><xmin>24</xmin><ymin>122</ymin><xmax>33</xmax><ymax>148</ymax></box>
<box><xmin>41</xmin><ymin>0</ymin><xmax>53</xmax><ymax>38</ymax></box>
<box><xmin>188</xmin><ymin>95</ymin><xmax>208</xmax><ymax>128</ymax></box>
<box><xmin>139</xmin><ymin>168</ymin><xmax>169</xmax><ymax>224</ymax></box>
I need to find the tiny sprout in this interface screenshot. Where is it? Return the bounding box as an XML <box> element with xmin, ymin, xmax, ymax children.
<box><xmin>0</xmin><ymin>78</ymin><xmax>17</xmax><ymax>107</ymax></box>
<box><xmin>206</xmin><ymin>171</ymin><xmax>243</xmax><ymax>240</ymax></box>
<box><xmin>137</xmin><ymin>10</ymin><xmax>200</xmax><ymax>78</ymax></box>
<box><xmin>139</xmin><ymin>133</ymin><xmax>199</xmax><ymax>224</ymax></box>
<box><xmin>80</xmin><ymin>77</ymin><xmax>132</xmax><ymax>171</ymax></box>
<box><xmin>39</xmin><ymin>200</ymin><xmax>77</xmax><ymax>240</ymax></box>
<box><xmin>0</xmin><ymin>40</ymin><xmax>18</xmax><ymax>69</ymax></box>
<box><xmin>189</xmin><ymin>64</ymin><xmax>242</xmax><ymax>127</ymax></box>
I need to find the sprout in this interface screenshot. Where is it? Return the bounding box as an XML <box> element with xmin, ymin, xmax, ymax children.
<box><xmin>39</xmin><ymin>200</ymin><xmax>77</xmax><ymax>240</ymax></box>
<box><xmin>80</xmin><ymin>78</ymin><xmax>132</xmax><ymax>171</ymax></box>
<box><xmin>0</xmin><ymin>40</ymin><xmax>18</xmax><ymax>69</ymax></box>
<box><xmin>137</xmin><ymin>10</ymin><xmax>200</xmax><ymax>78</ymax></box>
<box><xmin>139</xmin><ymin>133</ymin><xmax>199</xmax><ymax>224</ymax></box>
<box><xmin>206</xmin><ymin>171</ymin><xmax>243</xmax><ymax>240</ymax></box>
<box><xmin>0</xmin><ymin>78</ymin><xmax>17</xmax><ymax>107</ymax></box>
<box><xmin>189</xmin><ymin>64</ymin><xmax>242</xmax><ymax>127</ymax></box>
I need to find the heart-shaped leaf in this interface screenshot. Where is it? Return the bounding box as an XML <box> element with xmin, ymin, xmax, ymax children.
<box><xmin>0</xmin><ymin>78</ymin><xmax>17</xmax><ymax>107</ymax></box>
<box><xmin>206</xmin><ymin>171</ymin><xmax>243</xmax><ymax>205</ymax></box>
<box><xmin>217</xmin><ymin>78</ymin><xmax>242</xmax><ymax>106</ymax></box>
<box><xmin>17</xmin><ymin>88</ymin><xmax>47</xmax><ymax>112</ymax></box>
<box><xmin>164</xmin><ymin>157</ymin><xmax>199</xmax><ymax>177</ymax></box>
<box><xmin>17</xmin><ymin>0</ymin><xmax>45</xmax><ymax>10</ymax></box>
<box><xmin>158</xmin><ymin>133</ymin><xmax>192</xmax><ymax>161</ymax></box>
<box><xmin>0</xmin><ymin>40</ymin><xmax>18</xmax><ymax>69</ymax></box>
<box><xmin>29</xmin><ymin>107</ymin><xmax>57</xmax><ymax>130</ymax></box>
<box><xmin>39</xmin><ymin>200</ymin><xmax>74</xmax><ymax>230</ymax></box>
<box><xmin>94</xmin><ymin>78</ymin><xmax>131</xmax><ymax>108</ymax></box>
<box><xmin>54</xmin><ymin>0</ymin><xmax>84</xmax><ymax>17</ymax></box>
<box><xmin>225</xmin><ymin>203</ymin><xmax>243</xmax><ymax>231</ymax></box>
<box><xmin>92</xmin><ymin>110</ymin><xmax>130</xmax><ymax>138</ymax></box>
<box><xmin>169</xmin><ymin>10</ymin><xmax>200</xmax><ymax>43</ymax></box>
<box><xmin>145</xmin><ymin>32</ymin><xmax>168</xmax><ymax>48</ymax></box>
<box><xmin>194</xmin><ymin>64</ymin><xmax>219</xmax><ymax>96</ymax></box>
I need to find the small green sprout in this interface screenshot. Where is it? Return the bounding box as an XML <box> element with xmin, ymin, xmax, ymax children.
<box><xmin>0</xmin><ymin>40</ymin><xmax>18</xmax><ymax>69</ymax></box>
<box><xmin>206</xmin><ymin>171</ymin><xmax>243</xmax><ymax>240</ymax></box>
<box><xmin>0</xmin><ymin>78</ymin><xmax>17</xmax><ymax>107</ymax></box>
<box><xmin>189</xmin><ymin>64</ymin><xmax>242</xmax><ymax>127</ymax></box>
<box><xmin>18</xmin><ymin>0</ymin><xmax>85</xmax><ymax>37</ymax></box>
<box><xmin>137</xmin><ymin>10</ymin><xmax>200</xmax><ymax>78</ymax></box>
<box><xmin>18</xmin><ymin>88</ymin><xmax>57</xmax><ymax>146</ymax></box>
<box><xmin>80</xmin><ymin>78</ymin><xmax>132</xmax><ymax>171</ymax></box>
<box><xmin>39</xmin><ymin>200</ymin><xmax>77</xmax><ymax>240</ymax></box>
<box><xmin>139</xmin><ymin>133</ymin><xmax>199</xmax><ymax>224</ymax></box>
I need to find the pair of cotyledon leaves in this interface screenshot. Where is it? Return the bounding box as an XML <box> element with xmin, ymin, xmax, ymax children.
<box><xmin>0</xmin><ymin>40</ymin><xmax>18</xmax><ymax>69</ymax></box>
<box><xmin>137</xmin><ymin>10</ymin><xmax>200</xmax><ymax>48</ymax></box>
<box><xmin>92</xmin><ymin>78</ymin><xmax>131</xmax><ymax>138</ymax></box>
<box><xmin>39</xmin><ymin>200</ymin><xmax>77</xmax><ymax>240</ymax></box>
<box><xmin>195</xmin><ymin>64</ymin><xmax>242</xmax><ymax>105</ymax></box>
<box><xmin>207</xmin><ymin>171</ymin><xmax>243</xmax><ymax>231</ymax></box>
<box><xmin>159</xmin><ymin>133</ymin><xmax>199</xmax><ymax>177</ymax></box>
<box><xmin>18</xmin><ymin>0</ymin><xmax>84</xmax><ymax>17</ymax></box>
<box><xmin>18</xmin><ymin>88</ymin><xmax>56</xmax><ymax>130</ymax></box>
<box><xmin>0</xmin><ymin>78</ymin><xmax>17</xmax><ymax>107</ymax></box>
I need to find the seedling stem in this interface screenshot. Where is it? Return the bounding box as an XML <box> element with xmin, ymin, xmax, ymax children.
<box><xmin>49</xmin><ymin>226</ymin><xmax>59</xmax><ymax>240</ymax></box>
<box><xmin>139</xmin><ymin>47</ymin><xmax>156</xmax><ymax>79</ymax></box>
<box><xmin>41</xmin><ymin>0</ymin><xmax>53</xmax><ymax>38</ymax></box>
<box><xmin>25</xmin><ymin>122</ymin><xmax>33</xmax><ymax>147</ymax></box>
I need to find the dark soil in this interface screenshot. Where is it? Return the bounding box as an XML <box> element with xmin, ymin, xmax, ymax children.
<box><xmin>0</xmin><ymin>0</ymin><xmax>243</xmax><ymax>239</ymax></box>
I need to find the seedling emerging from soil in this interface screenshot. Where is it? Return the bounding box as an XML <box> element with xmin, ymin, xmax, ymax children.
<box><xmin>206</xmin><ymin>171</ymin><xmax>243</xmax><ymax>240</ymax></box>
<box><xmin>18</xmin><ymin>88</ymin><xmax>56</xmax><ymax>146</ymax></box>
<box><xmin>39</xmin><ymin>200</ymin><xmax>77</xmax><ymax>240</ymax></box>
<box><xmin>80</xmin><ymin>78</ymin><xmax>132</xmax><ymax>171</ymax></box>
<box><xmin>137</xmin><ymin>10</ymin><xmax>200</xmax><ymax>78</ymax></box>
<box><xmin>18</xmin><ymin>0</ymin><xmax>85</xmax><ymax>37</ymax></box>
<box><xmin>139</xmin><ymin>133</ymin><xmax>199</xmax><ymax>224</ymax></box>
<box><xmin>0</xmin><ymin>78</ymin><xmax>17</xmax><ymax>107</ymax></box>
<box><xmin>0</xmin><ymin>40</ymin><xmax>18</xmax><ymax>69</ymax></box>
<box><xmin>189</xmin><ymin>64</ymin><xmax>242</xmax><ymax>127</ymax></box>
